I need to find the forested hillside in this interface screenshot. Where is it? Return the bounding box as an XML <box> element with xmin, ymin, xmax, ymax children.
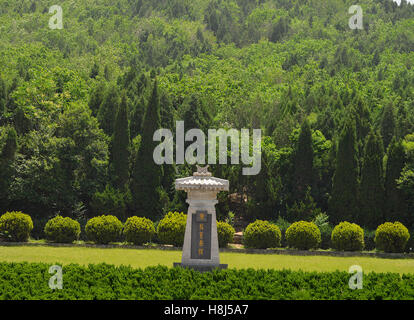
<box><xmin>0</xmin><ymin>0</ymin><xmax>413</xmax><ymax>233</ymax></box>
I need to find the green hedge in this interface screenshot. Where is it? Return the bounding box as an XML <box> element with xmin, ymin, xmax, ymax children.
<box><xmin>285</xmin><ymin>221</ymin><xmax>321</xmax><ymax>250</ymax></box>
<box><xmin>217</xmin><ymin>221</ymin><xmax>235</xmax><ymax>248</ymax></box>
<box><xmin>157</xmin><ymin>211</ymin><xmax>186</xmax><ymax>247</ymax></box>
<box><xmin>331</xmin><ymin>222</ymin><xmax>364</xmax><ymax>251</ymax></box>
<box><xmin>44</xmin><ymin>216</ymin><xmax>81</xmax><ymax>243</ymax></box>
<box><xmin>0</xmin><ymin>212</ymin><xmax>33</xmax><ymax>242</ymax></box>
<box><xmin>85</xmin><ymin>215</ymin><xmax>123</xmax><ymax>244</ymax></box>
<box><xmin>123</xmin><ymin>216</ymin><xmax>155</xmax><ymax>245</ymax></box>
<box><xmin>0</xmin><ymin>262</ymin><xmax>413</xmax><ymax>300</ymax></box>
<box><xmin>375</xmin><ymin>222</ymin><xmax>410</xmax><ymax>253</ymax></box>
<box><xmin>243</xmin><ymin>220</ymin><xmax>281</xmax><ymax>249</ymax></box>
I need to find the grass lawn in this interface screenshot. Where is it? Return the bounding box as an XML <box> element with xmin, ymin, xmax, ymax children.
<box><xmin>0</xmin><ymin>245</ymin><xmax>413</xmax><ymax>274</ymax></box>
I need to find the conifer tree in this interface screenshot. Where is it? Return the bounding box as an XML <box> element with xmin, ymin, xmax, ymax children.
<box><xmin>130</xmin><ymin>79</ymin><xmax>163</xmax><ymax>219</ymax></box>
<box><xmin>1</xmin><ymin>126</ymin><xmax>17</xmax><ymax>163</ymax></box>
<box><xmin>88</xmin><ymin>81</ymin><xmax>106</xmax><ymax>117</ymax></box>
<box><xmin>396</xmin><ymin>102</ymin><xmax>414</xmax><ymax>141</ymax></box>
<box><xmin>97</xmin><ymin>84</ymin><xmax>120</xmax><ymax>136</ymax></box>
<box><xmin>0</xmin><ymin>77</ymin><xmax>7</xmax><ymax>123</ymax></box>
<box><xmin>293</xmin><ymin>119</ymin><xmax>313</xmax><ymax>201</ymax></box>
<box><xmin>130</xmin><ymin>96</ymin><xmax>145</xmax><ymax>139</ymax></box>
<box><xmin>359</xmin><ymin>130</ymin><xmax>384</xmax><ymax>228</ymax></box>
<box><xmin>0</xmin><ymin>126</ymin><xmax>17</xmax><ymax>210</ymax></box>
<box><xmin>160</xmin><ymin>91</ymin><xmax>175</xmax><ymax>131</ymax></box>
<box><xmin>328</xmin><ymin>119</ymin><xmax>359</xmax><ymax>224</ymax></box>
<box><xmin>384</xmin><ymin>138</ymin><xmax>407</xmax><ymax>221</ymax></box>
<box><xmin>381</xmin><ymin>103</ymin><xmax>395</xmax><ymax>150</ymax></box>
<box><xmin>351</xmin><ymin>96</ymin><xmax>371</xmax><ymax>159</ymax></box>
<box><xmin>112</xmin><ymin>92</ymin><xmax>130</xmax><ymax>190</ymax></box>
<box><xmin>159</xmin><ymin>91</ymin><xmax>175</xmax><ymax>199</ymax></box>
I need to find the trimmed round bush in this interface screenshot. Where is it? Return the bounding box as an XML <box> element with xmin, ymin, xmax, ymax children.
<box><xmin>285</xmin><ymin>221</ymin><xmax>321</xmax><ymax>250</ymax></box>
<box><xmin>217</xmin><ymin>221</ymin><xmax>235</xmax><ymax>248</ymax></box>
<box><xmin>243</xmin><ymin>220</ymin><xmax>281</xmax><ymax>249</ymax></box>
<box><xmin>123</xmin><ymin>216</ymin><xmax>155</xmax><ymax>245</ymax></box>
<box><xmin>375</xmin><ymin>222</ymin><xmax>410</xmax><ymax>253</ymax></box>
<box><xmin>157</xmin><ymin>211</ymin><xmax>187</xmax><ymax>247</ymax></box>
<box><xmin>85</xmin><ymin>215</ymin><xmax>123</xmax><ymax>244</ymax></box>
<box><xmin>0</xmin><ymin>211</ymin><xmax>33</xmax><ymax>242</ymax></box>
<box><xmin>331</xmin><ymin>222</ymin><xmax>364</xmax><ymax>251</ymax></box>
<box><xmin>44</xmin><ymin>216</ymin><xmax>81</xmax><ymax>243</ymax></box>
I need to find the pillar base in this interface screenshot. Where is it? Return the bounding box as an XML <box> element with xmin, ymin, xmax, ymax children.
<box><xmin>173</xmin><ymin>262</ymin><xmax>228</xmax><ymax>272</ymax></box>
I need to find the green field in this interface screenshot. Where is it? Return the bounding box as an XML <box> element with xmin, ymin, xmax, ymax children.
<box><xmin>1</xmin><ymin>246</ymin><xmax>413</xmax><ymax>274</ymax></box>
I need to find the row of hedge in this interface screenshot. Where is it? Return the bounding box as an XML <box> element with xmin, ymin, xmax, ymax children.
<box><xmin>1</xmin><ymin>262</ymin><xmax>413</xmax><ymax>300</ymax></box>
<box><xmin>244</xmin><ymin>220</ymin><xmax>411</xmax><ymax>253</ymax></box>
<box><xmin>0</xmin><ymin>211</ymin><xmax>235</xmax><ymax>247</ymax></box>
<box><xmin>0</xmin><ymin>211</ymin><xmax>411</xmax><ymax>253</ymax></box>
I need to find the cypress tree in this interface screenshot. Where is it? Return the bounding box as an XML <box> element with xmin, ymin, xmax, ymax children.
<box><xmin>380</xmin><ymin>103</ymin><xmax>395</xmax><ymax>150</ymax></box>
<box><xmin>293</xmin><ymin>119</ymin><xmax>313</xmax><ymax>201</ymax></box>
<box><xmin>1</xmin><ymin>126</ymin><xmax>17</xmax><ymax>163</ymax></box>
<box><xmin>97</xmin><ymin>84</ymin><xmax>120</xmax><ymax>136</ymax></box>
<box><xmin>351</xmin><ymin>96</ymin><xmax>371</xmax><ymax>159</ymax></box>
<box><xmin>384</xmin><ymin>138</ymin><xmax>407</xmax><ymax>221</ymax></box>
<box><xmin>359</xmin><ymin>130</ymin><xmax>384</xmax><ymax>228</ymax></box>
<box><xmin>328</xmin><ymin>119</ymin><xmax>359</xmax><ymax>224</ymax></box>
<box><xmin>130</xmin><ymin>96</ymin><xmax>145</xmax><ymax>139</ymax></box>
<box><xmin>0</xmin><ymin>126</ymin><xmax>17</xmax><ymax>210</ymax></box>
<box><xmin>88</xmin><ymin>81</ymin><xmax>106</xmax><ymax>117</ymax></box>
<box><xmin>159</xmin><ymin>91</ymin><xmax>175</xmax><ymax>199</ymax></box>
<box><xmin>130</xmin><ymin>80</ymin><xmax>163</xmax><ymax>219</ymax></box>
<box><xmin>0</xmin><ymin>77</ymin><xmax>6</xmax><ymax>123</ymax></box>
<box><xmin>395</xmin><ymin>103</ymin><xmax>413</xmax><ymax>140</ymax></box>
<box><xmin>112</xmin><ymin>92</ymin><xmax>130</xmax><ymax>190</ymax></box>
<box><xmin>160</xmin><ymin>91</ymin><xmax>175</xmax><ymax>131</ymax></box>
<box><xmin>6</xmin><ymin>77</ymin><xmax>18</xmax><ymax>112</ymax></box>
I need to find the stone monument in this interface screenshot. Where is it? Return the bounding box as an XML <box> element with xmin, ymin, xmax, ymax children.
<box><xmin>173</xmin><ymin>165</ymin><xmax>229</xmax><ymax>271</ymax></box>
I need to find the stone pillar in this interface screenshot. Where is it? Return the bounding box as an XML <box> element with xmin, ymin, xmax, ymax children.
<box><xmin>174</xmin><ymin>166</ymin><xmax>228</xmax><ymax>272</ymax></box>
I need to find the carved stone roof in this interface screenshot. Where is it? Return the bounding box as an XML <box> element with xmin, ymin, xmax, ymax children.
<box><xmin>175</xmin><ymin>166</ymin><xmax>229</xmax><ymax>192</ymax></box>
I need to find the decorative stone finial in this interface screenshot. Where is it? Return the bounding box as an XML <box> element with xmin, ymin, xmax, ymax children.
<box><xmin>194</xmin><ymin>165</ymin><xmax>212</xmax><ymax>177</ymax></box>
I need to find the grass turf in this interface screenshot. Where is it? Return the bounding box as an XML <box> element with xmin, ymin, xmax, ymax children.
<box><xmin>0</xmin><ymin>245</ymin><xmax>413</xmax><ymax>274</ymax></box>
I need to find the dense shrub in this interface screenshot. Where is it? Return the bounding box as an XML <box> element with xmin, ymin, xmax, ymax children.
<box><xmin>243</xmin><ymin>220</ymin><xmax>281</xmax><ymax>249</ymax></box>
<box><xmin>85</xmin><ymin>215</ymin><xmax>123</xmax><ymax>244</ymax></box>
<box><xmin>44</xmin><ymin>216</ymin><xmax>81</xmax><ymax>243</ymax></box>
<box><xmin>123</xmin><ymin>216</ymin><xmax>155</xmax><ymax>245</ymax></box>
<box><xmin>217</xmin><ymin>221</ymin><xmax>235</xmax><ymax>248</ymax></box>
<box><xmin>375</xmin><ymin>222</ymin><xmax>410</xmax><ymax>253</ymax></box>
<box><xmin>331</xmin><ymin>222</ymin><xmax>364</xmax><ymax>251</ymax></box>
<box><xmin>0</xmin><ymin>211</ymin><xmax>33</xmax><ymax>242</ymax></box>
<box><xmin>1</xmin><ymin>262</ymin><xmax>414</xmax><ymax>300</ymax></box>
<box><xmin>285</xmin><ymin>221</ymin><xmax>321</xmax><ymax>250</ymax></box>
<box><xmin>157</xmin><ymin>212</ymin><xmax>187</xmax><ymax>247</ymax></box>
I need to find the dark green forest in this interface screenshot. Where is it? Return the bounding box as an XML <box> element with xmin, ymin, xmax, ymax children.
<box><xmin>0</xmin><ymin>0</ymin><xmax>414</xmax><ymax>233</ymax></box>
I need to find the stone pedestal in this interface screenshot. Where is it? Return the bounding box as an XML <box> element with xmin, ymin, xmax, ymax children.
<box><xmin>173</xmin><ymin>166</ymin><xmax>229</xmax><ymax>272</ymax></box>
